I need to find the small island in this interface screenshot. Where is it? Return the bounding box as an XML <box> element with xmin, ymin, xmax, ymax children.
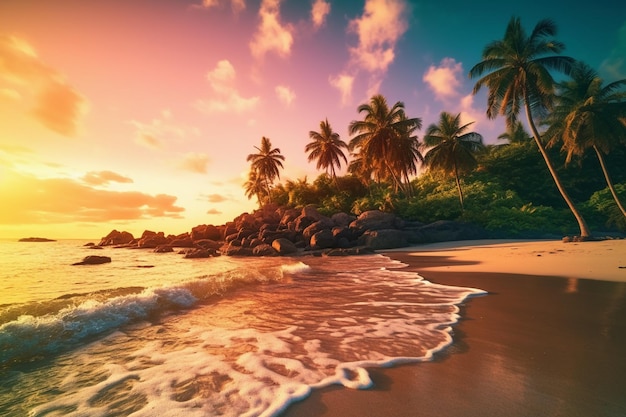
<box><xmin>18</xmin><ymin>237</ymin><xmax>57</xmax><ymax>242</ymax></box>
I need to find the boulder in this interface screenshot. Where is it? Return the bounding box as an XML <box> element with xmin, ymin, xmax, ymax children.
<box><xmin>349</xmin><ymin>210</ymin><xmax>404</xmax><ymax>233</ymax></box>
<box><xmin>169</xmin><ymin>237</ymin><xmax>195</xmax><ymax>248</ymax></box>
<box><xmin>310</xmin><ymin>229</ymin><xmax>335</xmax><ymax>250</ymax></box>
<box><xmin>358</xmin><ymin>229</ymin><xmax>409</xmax><ymax>250</ymax></box>
<box><xmin>191</xmin><ymin>224</ymin><xmax>221</xmax><ymax>241</ymax></box>
<box><xmin>154</xmin><ymin>245</ymin><xmax>173</xmax><ymax>253</ymax></box>
<box><xmin>184</xmin><ymin>248</ymin><xmax>214</xmax><ymax>258</ymax></box>
<box><xmin>72</xmin><ymin>255</ymin><xmax>112</xmax><ymax>266</ymax></box>
<box><xmin>331</xmin><ymin>212</ymin><xmax>356</xmax><ymax>227</ymax></box>
<box><xmin>272</xmin><ymin>238</ymin><xmax>298</xmax><ymax>255</ymax></box>
<box><xmin>252</xmin><ymin>243</ymin><xmax>278</xmax><ymax>256</ymax></box>
<box><xmin>98</xmin><ymin>230</ymin><xmax>134</xmax><ymax>246</ymax></box>
<box><xmin>303</xmin><ymin>219</ymin><xmax>334</xmax><ymax>240</ymax></box>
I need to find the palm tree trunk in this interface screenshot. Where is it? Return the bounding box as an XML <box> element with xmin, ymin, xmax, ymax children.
<box><xmin>453</xmin><ymin>160</ymin><xmax>464</xmax><ymax>212</ymax></box>
<box><xmin>593</xmin><ymin>145</ymin><xmax>626</xmax><ymax>219</ymax></box>
<box><xmin>524</xmin><ymin>101</ymin><xmax>591</xmax><ymax>237</ymax></box>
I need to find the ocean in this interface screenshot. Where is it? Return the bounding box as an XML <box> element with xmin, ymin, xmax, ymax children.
<box><xmin>0</xmin><ymin>239</ymin><xmax>485</xmax><ymax>417</ymax></box>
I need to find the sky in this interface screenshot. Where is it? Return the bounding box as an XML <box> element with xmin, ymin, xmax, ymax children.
<box><xmin>1</xmin><ymin>0</ymin><xmax>624</xmax><ymax>239</ymax></box>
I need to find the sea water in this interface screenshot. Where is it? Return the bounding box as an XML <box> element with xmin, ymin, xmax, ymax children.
<box><xmin>0</xmin><ymin>239</ymin><xmax>485</xmax><ymax>416</ymax></box>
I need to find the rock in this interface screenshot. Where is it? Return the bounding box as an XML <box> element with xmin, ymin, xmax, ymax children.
<box><xmin>184</xmin><ymin>248</ymin><xmax>215</xmax><ymax>258</ymax></box>
<box><xmin>303</xmin><ymin>219</ymin><xmax>334</xmax><ymax>240</ymax></box>
<box><xmin>358</xmin><ymin>229</ymin><xmax>409</xmax><ymax>249</ymax></box>
<box><xmin>169</xmin><ymin>237</ymin><xmax>195</xmax><ymax>248</ymax></box>
<box><xmin>98</xmin><ymin>230</ymin><xmax>134</xmax><ymax>246</ymax></box>
<box><xmin>18</xmin><ymin>237</ymin><xmax>56</xmax><ymax>242</ymax></box>
<box><xmin>191</xmin><ymin>224</ymin><xmax>221</xmax><ymax>241</ymax></box>
<box><xmin>252</xmin><ymin>243</ymin><xmax>278</xmax><ymax>256</ymax></box>
<box><xmin>310</xmin><ymin>229</ymin><xmax>335</xmax><ymax>250</ymax></box>
<box><xmin>137</xmin><ymin>231</ymin><xmax>169</xmax><ymax>248</ymax></box>
<box><xmin>349</xmin><ymin>210</ymin><xmax>404</xmax><ymax>233</ymax></box>
<box><xmin>331</xmin><ymin>212</ymin><xmax>356</xmax><ymax>227</ymax></box>
<box><xmin>89</xmin><ymin>245</ymin><xmax>104</xmax><ymax>250</ymax></box>
<box><xmin>154</xmin><ymin>245</ymin><xmax>173</xmax><ymax>253</ymax></box>
<box><xmin>194</xmin><ymin>239</ymin><xmax>222</xmax><ymax>250</ymax></box>
<box><xmin>272</xmin><ymin>238</ymin><xmax>298</xmax><ymax>255</ymax></box>
<box><xmin>72</xmin><ymin>255</ymin><xmax>112</xmax><ymax>265</ymax></box>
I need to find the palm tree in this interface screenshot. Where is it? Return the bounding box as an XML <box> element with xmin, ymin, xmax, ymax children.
<box><xmin>423</xmin><ymin>112</ymin><xmax>485</xmax><ymax>211</ymax></box>
<box><xmin>244</xmin><ymin>169</ymin><xmax>267</xmax><ymax>206</ymax></box>
<box><xmin>545</xmin><ymin>61</ymin><xmax>626</xmax><ymax>219</ymax></box>
<box><xmin>246</xmin><ymin>136</ymin><xmax>285</xmax><ymax>203</ymax></box>
<box><xmin>469</xmin><ymin>16</ymin><xmax>591</xmax><ymax>238</ymax></box>
<box><xmin>348</xmin><ymin>94</ymin><xmax>422</xmax><ymax>193</ymax></box>
<box><xmin>305</xmin><ymin>119</ymin><xmax>349</xmax><ymax>181</ymax></box>
<box><xmin>497</xmin><ymin>121</ymin><xmax>531</xmax><ymax>144</ymax></box>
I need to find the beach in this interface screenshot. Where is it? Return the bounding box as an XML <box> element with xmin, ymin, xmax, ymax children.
<box><xmin>283</xmin><ymin>239</ymin><xmax>626</xmax><ymax>417</ymax></box>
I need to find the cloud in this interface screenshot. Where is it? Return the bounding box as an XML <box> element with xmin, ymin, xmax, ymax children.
<box><xmin>0</xmin><ymin>35</ymin><xmax>88</xmax><ymax>137</ymax></box>
<box><xmin>206</xmin><ymin>208</ymin><xmax>222</xmax><ymax>215</ymax></box>
<box><xmin>347</xmin><ymin>0</ymin><xmax>409</xmax><ymax>73</ymax></box>
<box><xmin>130</xmin><ymin>110</ymin><xmax>199</xmax><ymax>149</ymax></box>
<box><xmin>179</xmin><ymin>152</ymin><xmax>210</xmax><ymax>174</ymax></box>
<box><xmin>82</xmin><ymin>170</ymin><xmax>134</xmax><ymax>186</ymax></box>
<box><xmin>423</xmin><ymin>58</ymin><xmax>463</xmax><ymax>101</ymax></box>
<box><xmin>249</xmin><ymin>0</ymin><xmax>294</xmax><ymax>59</ymax></box>
<box><xmin>275</xmin><ymin>85</ymin><xmax>295</xmax><ymax>106</ymax></box>
<box><xmin>203</xmin><ymin>193</ymin><xmax>228</xmax><ymax>203</ymax></box>
<box><xmin>329</xmin><ymin>73</ymin><xmax>354</xmax><ymax>106</ymax></box>
<box><xmin>193</xmin><ymin>0</ymin><xmax>246</xmax><ymax>15</ymax></box>
<box><xmin>0</xmin><ymin>170</ymin><xmax>184</xmax><ymax>224</ymax></box>
<box><xmin>195</xmin><ymin>60</ymin><xmax>260</xmax><ymax>113</ymax></box>
<box><xmin>329</xmin><ymin>0</ymin><xmax>409</xmax><ymax>105</ymax></box>
<box><xmin>311</xmin><ymin>0</ymin><xmax>331</xmax><ymax>29</ymax></box>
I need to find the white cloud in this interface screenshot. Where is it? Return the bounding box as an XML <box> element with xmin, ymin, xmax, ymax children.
<box><xmin>311</xmin><ymin>0</ymin><xmax>331</xmax><ymax>29</ymax></box>
<box><xmin>600</xmin><ymin>22</ymin><xmax>626</xmax><ymax>79</ymax></box>
<box><xmin>275</xmin><ymin>85</ymin><xmax>295</xmax><ymax>106</ymax></box>
<box><xmin>423</xmin><ymin>57</ymin><xmax>463</xmax><ymax>101</ymax></box>
<box><xmin>249</xmin><ymin>0</ymin><xmax>294</xmax><ymax>59</ymax></box>
<box><xmin>329</xmin><ymin>73</ymin><xmax>354</xmax><ymax>106</ymax></box>
<box><xmin>196</xmin><ymin>60</ymin><xmax>260</xmax><ymax>113</ymax></box>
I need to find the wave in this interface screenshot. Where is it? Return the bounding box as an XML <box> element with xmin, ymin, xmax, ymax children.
<box><xmin>0</xmin><ymin>261</ymin><xmax>294</xmax><ymax>369</ymax></box>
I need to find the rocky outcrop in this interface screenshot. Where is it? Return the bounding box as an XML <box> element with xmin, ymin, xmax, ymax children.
<box><xmin>72</xmin><ymin>255</ymin><xmax>112</xmax><ymax>265</ymax></box>
<box><xmin>95</xmin><ymin>206</ymin><xmax>488</xmax><ymax>258</ymax></box>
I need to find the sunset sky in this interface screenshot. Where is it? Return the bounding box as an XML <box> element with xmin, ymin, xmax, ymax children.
<box><xmin>1</xmin><ymin>0</ymin><xmax>624</xmax><ymax>239</ymax></box>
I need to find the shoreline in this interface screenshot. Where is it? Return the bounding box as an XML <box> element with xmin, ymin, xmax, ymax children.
<box><xmin>282</xmin><ymin>239</ymin><xmax>626</xmax><ymax>417</ymax></box>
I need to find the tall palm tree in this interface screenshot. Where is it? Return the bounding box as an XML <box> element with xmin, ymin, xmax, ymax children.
<box><xmin>246</xmin><ymin>136</ymin><xmax>285</xmax><ymax>203</ymax></box>
<box><xmin>469</xmin><ymin>16</ymin><xmax>591</xmax><ymax>238</ymax></box>
<box><xmin>545</xmin><ymin>61</ymin><xmax>626</xmax><ymax>219</ymax></box>
<box><xmin>423</xmin><ymin>112</ymin><xmax>485</xmax><ymax>210</ymax></box>
<box><xmin>305</xmin><ymin>119</ymin><xmax>349</xmax><ymax>181</ymax></box>
<box><xmin>348</xmin><ymin>94</ymin><xmax>422</xmax><ymax>193</ymax></box>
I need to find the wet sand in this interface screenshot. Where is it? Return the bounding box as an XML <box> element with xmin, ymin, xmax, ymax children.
<box><xmin>282</xmin><ymin>240</ymin><xmax>626</xmax><ymax>417</ymax></box>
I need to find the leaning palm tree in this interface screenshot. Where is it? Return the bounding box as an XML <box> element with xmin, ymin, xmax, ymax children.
<box><xmin>306</xmin><ymin>119</ymin><xmax>349</xmax><ymax>181</ymax></box>
<box><xmin>544</xmin><ymin>61</ymin><xmax>626</xmax><ymax>219</ymax></box>
<box><xmin>469</xmin><ymin>16</ymin><xmax>591</xmax><ymax>238</ymax></box>
<box><xmin>246</xmin><ymin>136</ymin><xmax>285</xmax><ymax>203</ymax></box>
<box><xmin>348</xmin><ymin>94</ymin><xmax>422</xmax><ymax>193</ymax></box>
<box><xmin>423</xmin><ymin>112</ymin><xmax>485</xmax><ymax>211</ymax></box>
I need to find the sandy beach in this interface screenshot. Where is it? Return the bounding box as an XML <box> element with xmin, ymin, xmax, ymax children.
<box><xmin>283</xmin><ymin>239</ymin><xmax>626</xmax><ymax>417</ymax></box>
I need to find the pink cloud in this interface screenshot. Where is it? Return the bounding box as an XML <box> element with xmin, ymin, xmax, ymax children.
<box><xmin>249</xmin><ymin>0</ymin><xmax>294</xmax><ymax>59</ymax></box>
<box><xmin>0</xmin><ymin>35</ymin><xmax>87</xmax><ymax>137</ymax></box>
<box><xmin>423</xmin><ymin>58</ymin><xmax>463</xmax><ymax>101</ymax></box>
<box><xmin>179</xmin><ymin>152</ymin><xmax>210</xmax><ymax>174</ymax></box>
<box><xmin>311</xmin><ymin>0</ymin><xmax>331</xmax><ymax>29</ymax></box>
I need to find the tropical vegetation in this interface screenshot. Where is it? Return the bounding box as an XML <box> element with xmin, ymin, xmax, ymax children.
<box><xmin>241</xmin><ymin>17</ymin><xmax>626</xmax><ymax>238</ymax></box>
